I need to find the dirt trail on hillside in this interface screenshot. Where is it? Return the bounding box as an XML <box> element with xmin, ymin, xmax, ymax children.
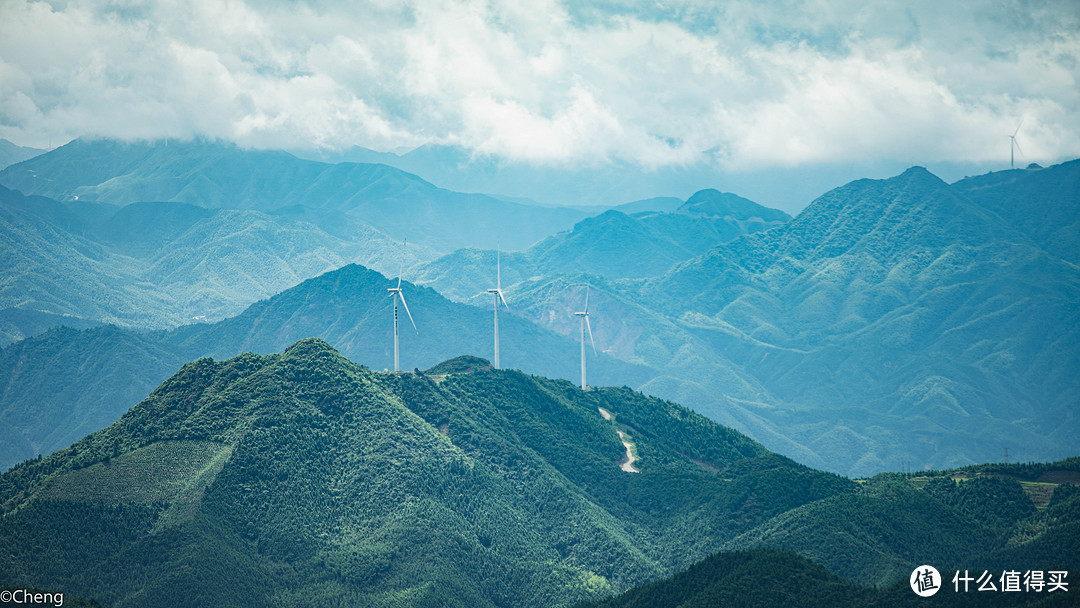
<box><xmin>617</xmin><ymin>431</ymin><xmax>640</xmax><ymax>473</ymax></box>
<box><xmin>599</xmin><ymin>407</ymin><xmax>639</xmax><ymax>473</ymax></box>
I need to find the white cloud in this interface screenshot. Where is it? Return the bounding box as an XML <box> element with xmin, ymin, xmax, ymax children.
<box><xmin>0</xmin><ymin>0</ymin><xmax>1077</xmax><ymax>169</ymax></box>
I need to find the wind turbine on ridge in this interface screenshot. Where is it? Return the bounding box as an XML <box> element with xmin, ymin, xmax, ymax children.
<box><xmin>574</xmin><ymin>284</ymin><xmax>597</xmax><ymax>390</ymax></box>
<box><xmin>387</xmin><ymin>256</ymin><xmax>418</xmax><ymax>372</ymax></box>
<box><xmin>487</xmin><ymin>248</ymin><xmax>509</xmax><ymax>369</ymax></box>
<box><xmin>1009</xmin><ymin>120</ymin><xmax>1024</xmax><ymax>169</ymax></box>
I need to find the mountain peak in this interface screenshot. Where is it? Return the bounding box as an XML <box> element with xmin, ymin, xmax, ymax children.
<box><xmin>897</xmin><ymin>165</ymin><xmax>947</xmax><ymax>186</ymax></box>
<box><xmin>677</xmin><ymin>189</ymin><xmax>790</xmax><ymax>222</ymax></box>
<box><xmin>282</xmin><ymin>337</ymin><xmax>341</xmax><ymax>358</ymax></box>
<box><xmin>425</xmin><ymin>355</ymin><xmax>492</xmax><ymax>374</ymax></box>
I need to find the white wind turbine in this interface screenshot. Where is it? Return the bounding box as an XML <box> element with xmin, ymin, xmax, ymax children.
<box><xmin>387</xmin><ymin>260</ymin><xmax>418</xmax><ymax>372</ymax></box>
<box><xmin>574</xmin><ymin>284</ymin><xmax>597</xmax><ymax>390</ymax></box>
<box><xmin>487</xmin><ymin>248</ymin><xmax>510</xmax><ymax>369</ymax></box>
<box><xmin>1009</xmin><ymin>120</ymin><xmax>1024</xmax><ymax>169</ymax></box>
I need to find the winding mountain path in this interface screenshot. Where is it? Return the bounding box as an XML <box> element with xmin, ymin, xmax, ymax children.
<box><xmin>598</xmin><ymin>407</ymin><xmax>640</xmax><ymax>473</ymax></box>
<box><xmin>616</xmin><ymin>431</ymin><xmax>640</xmax><ymax>473</ymax></box>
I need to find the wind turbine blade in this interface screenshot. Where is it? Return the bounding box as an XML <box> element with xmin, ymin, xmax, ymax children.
<box><xmin>497</xmin><ymin>248</ymin><xmax>502</xmax><ymax>290</ymax></box>
<box><xmin>396</xmin><ymin>259</ymin><xmax>403</xmax><ymax>290</ymax></box>
<box><xmin>1014</xmin><ymin>139</ymin><xmax>1024</xmax><ymax>158</ymax></box>
<box><xmin>1013</xmin><ymin>119</ymin><xmax>1024</xmax><ymax>137</ymax></box>
<box><xmin>398</xmin><ymin>292</ymin><xmax>418</xmax><ymax>334</ymax></box>
<box><xmin>585</xmin><ymin>316</ymin><xmax>596</xmax><ymax>355</ymax></box>
<box><xmin>498</xmin><ymin>289</ymin><xmax>509</xmax><ymax>310</ymax></box>
<box><xmin>584</xmin><ymin>284</ymin><xmax>590</xmax><ymax>313</ymax></box>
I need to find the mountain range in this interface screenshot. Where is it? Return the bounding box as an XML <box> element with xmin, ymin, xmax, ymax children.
<box><xmin>0</xmin><ymin>140</ymin><xmax>44</xmax><ymax>170</ymax></box>
<box><xmin>0</xmin><ymin>135</ymin><xmax>1077</xmax><ymax>607</ymax></box>
<box><xmin>0</xmin><ymin>137</ymin><xmax>1076</xmax><ymax>481</ymax></box>
<box><xmin>413</xmin><ymin>189</ymin><xmax>790</xmax><ymax>301</ymax></box>
<box><xmin>409</xmin><ymin>162</ymin><xmax>1080</xmax><ymax>476</ymax></box>
<box><xmin>290</xmin><ymin>142</ymin><xmax>1001</xmax><ymax>215</ymax></box>
<box><xmin>0</xmin><ymin>138</ymin><xmax>590</xmax><ymax>252</ymax></box>
<box><xmin>0</xmin><ymin>183</ymin><xmax>428</xmax><ymax>338</ymax></box>
<box><xmin>0</xmin><ymin>339</ymin><xmax>1075</xmax><ymax>607</ymax></box>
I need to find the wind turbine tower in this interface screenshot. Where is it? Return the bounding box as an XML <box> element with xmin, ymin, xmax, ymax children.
<box><xmin>1010</xmin><ymin>120</ymin><xmax>1024</xmax><ymax>169</ymax></box>
<box><xmin>487</xmin><ymin>249</ymin><xmax>510</xmax><ymax>369</ymax></box>
<box><xmin>387</xmin><ymin>262</ymin><xmax>418</xmax><ymax>372</ymax></box>
<box><xmin>574</xmin><ymin>285</ymin><xmax>597</xmax><ymax>390</ymax></box>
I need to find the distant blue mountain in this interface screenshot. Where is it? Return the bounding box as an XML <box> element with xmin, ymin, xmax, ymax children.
<box><xmin>0</xmin><ymin>139</ymin><xmax>45</xmax><ymax>169</ymax></box>
<box><xmin>290</xmin><ymin>142</ymin><xmax>1012</xmax><ymax>213</ymax></box>
<box><xmin>632</xmin><ymin>164</ymin><xmax>1080</xmax><ymax>474</ymax></box>
<box><xmin>414</xmin><ymin>189</ymin><xmax>790</xmax><ymax>301</ymax></box>
<box><xmin>0</xmin><ymin>184</ymin><xmax>426</xmax><ymax>336</ymax></box>
<box><xmin>0</xmin><ymin>138</ymin><xmax>590</xmax><ymax>252</ymax></box>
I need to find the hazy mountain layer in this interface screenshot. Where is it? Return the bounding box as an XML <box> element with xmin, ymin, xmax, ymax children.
<box><xmin>0</xmin><ymin>186</ymin><xmax>431</xmax><ymax>337</ymax></box>
<box><xmin>2</xmin><ymin>139</ymin><xmax>1076</xmax><ymax>481</ymax></box>
<box><xmin>0</xmin><ymin>139</ymin><xmax>44</xmax><ymax>170</ymax></box>
<box><xmin>414</xmin><ymin>189</ymin><xmax>790</xmax><ymax>301</ymax></box>
<box><xmin>0</xmin><ymin>138</ymin><xmax>590</xmax><ymax>252</ymax></box>
<box><xmin>291</xmin><ymin>142</ymin><xmax>1000</xmax><ymax>214</ymax></box>
<box><xmin>0</xmin><ymin>326</ymin><xmax>184</xmax><ymax>469</ymax></box>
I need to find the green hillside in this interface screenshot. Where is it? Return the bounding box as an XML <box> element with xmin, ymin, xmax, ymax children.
<box><xmin>576</xmin><ymin>547</ymin><xmax>1078</xmax><ymax>608</ymax></box>
<box><xmin>586</xmin><ymin>464</ymin><xmax>1080</xmax><ymax>608</ymax></box>
<box><xmin>0</xmin><ymin>339</ymin><xmax>850</xmax><ymax>607</ymax></box>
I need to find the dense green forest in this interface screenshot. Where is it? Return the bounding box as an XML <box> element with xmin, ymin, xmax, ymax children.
<box><xmin>0</xmin><ymin>340</ymin><xmax>846</xmax><ymax>607</ymax></box>
<box><xmin>0</xmin><ymin>340</ymin><xmax>1074</xmax><ymax>606</ymax></box>
<box><xmin>575</xmin><ymin>546</ymin><xmax>1078</xmax><ymax>608</ymax></box>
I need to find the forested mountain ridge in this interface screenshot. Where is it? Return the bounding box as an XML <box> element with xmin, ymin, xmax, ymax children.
<box><xmin>584</xmin><ymin>458</ymin><xmax>1080</xmax><ymax>607</ymax></box>
<box><xmin>0</xmin><ymin>338</ymin><xmax>850</xmax><ymax>608</ymax></box>
<box><xmin>3</xmin><ymin>339</ymin><xmax>1074</xmax><ymax>607</ymax></box>
<box><xmin>0</xmin><ymin>264</ymin><xmax>656</xmax><ymax>470</ymax></box>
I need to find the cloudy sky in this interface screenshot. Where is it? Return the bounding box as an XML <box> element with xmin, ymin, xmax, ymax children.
<box><xmin>2</xmin><ymin>0</ymin><xmax>1078</xmax><ymax>172</ymax></box>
